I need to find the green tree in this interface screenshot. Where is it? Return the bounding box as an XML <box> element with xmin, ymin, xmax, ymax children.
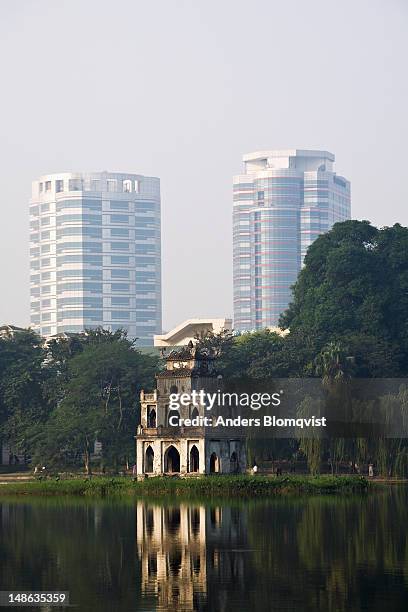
<box><xmin>0</xmin><ymin>330</ymin><xmax>49</xmax><ymax>462</ymax></box>
<box><xmin>41</xmin><ymin>332</ymin><xmax>158</xmax><ymax>473</ymax></box>
<box><xmin>280</xmin><ymin>220</ymin><xmax>408</xmax><ymax>376</ymax></box>
<box><xmin>312</xmin><ymin>342</ymin><xmax>353</xmax><ymax>474</ymax></box>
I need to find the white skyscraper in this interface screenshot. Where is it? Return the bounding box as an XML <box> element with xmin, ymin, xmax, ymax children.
<box><xmin>29</xmin><ymin>171</ymin><xmax>161</xmax><ymax>345</ymax></box>
<box><xmin>233</xmin><ymin>150</ymin><xmax>351</xmax><ymax>331</ymax></box>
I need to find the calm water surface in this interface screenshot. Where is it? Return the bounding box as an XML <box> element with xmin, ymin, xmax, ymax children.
<box><xmin>0</xmin><ymin>487</ymin><xmax>407</xmax><ymax>611</ymax></box>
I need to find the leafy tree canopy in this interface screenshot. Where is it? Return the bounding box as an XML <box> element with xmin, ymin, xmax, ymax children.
<box><xmin>280</xmin><ymin>220</ymin><xmax>408</xmax><ymax>376</ymax></box>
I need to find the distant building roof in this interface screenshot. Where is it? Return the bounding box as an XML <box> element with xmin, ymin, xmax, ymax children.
<box><xmin>0</xmin><ymin>324</ymin><xmax>28</xmax><ymax>338</ymax></box>
<box><xmin>154</xmin><ymin>318</ymin><xmax>232</xmax><ymax>348</ymax></box>
<box><xmin>44</xmin><ymin>331</ymin><xmax>81</xmax><ymax>346</ymax></box>
<box><xmin>242</xmin><ymin>149</ymin><xmax>335</xmax><ymax>163</ymax></box>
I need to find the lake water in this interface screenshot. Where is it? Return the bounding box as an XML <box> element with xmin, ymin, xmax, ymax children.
<box><xmin>0</xmin><ymin>486</ymin><xmax>407</xmax><ymax>611</ymax></box>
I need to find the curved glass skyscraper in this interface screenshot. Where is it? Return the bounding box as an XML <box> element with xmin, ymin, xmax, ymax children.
<box><xmin>233</xmin><ymin>150</ymin><xmax>351</xmax><ymax>331</ymax></box>
<box><xmin>29</xmin><ymin>171</ymin><xmax>161</xmax><ymax>345</ymax></box>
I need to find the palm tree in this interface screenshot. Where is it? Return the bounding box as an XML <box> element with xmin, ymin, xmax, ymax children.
<box><xmin>314</xmin><ymin>341</ymin><xmax>353</xmax><ymax>387</ymax></box>
<box><xmin>314</xmin><ymin>342</ymin><xmax>354</xmax><ymax>474</ymax></box>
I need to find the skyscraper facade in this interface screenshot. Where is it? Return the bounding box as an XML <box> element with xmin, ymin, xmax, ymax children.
<box><xmin>233</xmin><ymin>150</ymin><xmax>351</xmax><ymax>331</ymax></box>
<box><xmin>29</xmin><ymin>171</ymin><xmax>161</xmax><ymax>345</ymax></box>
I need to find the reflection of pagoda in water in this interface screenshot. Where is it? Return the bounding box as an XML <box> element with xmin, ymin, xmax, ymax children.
<box><xmin>136</xmin><ymin>502</ymin><xmax>248</xmax><ymax>611</ymax></box>
<box><xmin>137</xmin><ymin>503</ymin><xmax>207</xmax><ymax>610</ymax></box>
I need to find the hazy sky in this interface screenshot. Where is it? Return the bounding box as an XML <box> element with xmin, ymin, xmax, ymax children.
<box><xmin>0</xmin><ymin>0</ymin><xmax>407</xmax><ymax>331</ymax></box>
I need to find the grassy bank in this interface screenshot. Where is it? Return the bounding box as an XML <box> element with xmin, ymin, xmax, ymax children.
<box><xmin>0</xmin><ymin>474</ymin><xmax>368</xmax><ymax>498</ymax></box>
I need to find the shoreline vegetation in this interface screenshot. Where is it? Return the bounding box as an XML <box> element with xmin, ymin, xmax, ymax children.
<box><xmin>3</xmin><ymin>222</ymin><xmax>408</xmax><ymax>484</ymax></box>
<box><xmin>0</xmin><ymin>475</ymin><xmax>369</xmax><ymax>498</ymax></box>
